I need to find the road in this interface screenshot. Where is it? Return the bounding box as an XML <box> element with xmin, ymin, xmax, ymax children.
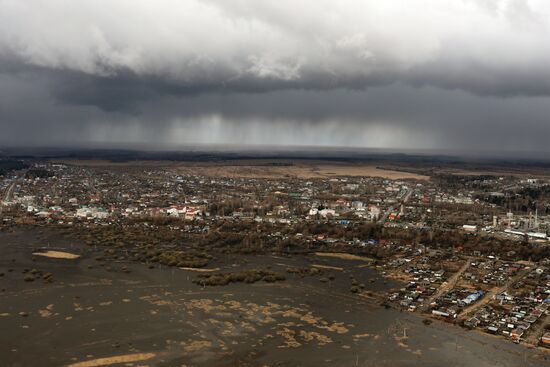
<box><xmin>0</xmin><ymin>170</ymin><xmax>27</xmax><ymax>215</ymax></box>
<box><xmin>0</xmin><ymin>181</ymin><xmax>16</xmax><ymax>215</ymax></box>
<box><xmin>459</xmin><ymin>266</ymin><xmax>531</xmax><ymax>320</ymax></box>
<box><xmin>3</xmin><ymin>181</ymin><xmax>16</xmax><ymax>202</ymax></box>
<box><xmin>378</xmin><ymin>188</ymin><xmax>413</xmax><ymax>224</ymax></box>
<box><xmin>525</xmin><ymin>312</ymin><xmax>550</xmax><ymax>346</ymax></box>
<box><xmin>402</xmin><ymin>188</ymin><xmax>414</xmax><ymax>203</ymax></box>
<box><xmin>419</xmin><ymin>257</ymin><xmax>471</xmax><ymax>312</ymax></box>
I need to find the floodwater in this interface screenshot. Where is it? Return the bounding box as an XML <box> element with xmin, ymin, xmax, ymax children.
<box><xmin>1</xmin><ymin>227</ymin><xmax>549</xmax><ymax>366</ymax></box>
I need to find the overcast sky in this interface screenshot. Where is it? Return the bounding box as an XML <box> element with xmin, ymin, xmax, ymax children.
<box><xmin>1</xmin><ymin>0</ymin><xmax>550</xmax><ymax>154</ymax></box>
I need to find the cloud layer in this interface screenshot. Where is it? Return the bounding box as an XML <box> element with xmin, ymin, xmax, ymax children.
<box><xmin>1</xmin><ymin>0</ymin><xmax>550</xmax><ymax>153</ymax></box>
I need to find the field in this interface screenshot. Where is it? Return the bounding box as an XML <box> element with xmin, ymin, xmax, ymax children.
<box><xmin>52</xmin><ymin>154</ymin><xmax>550</xmax><ymax>181</ymax></box>
<box><xmin>53</xmin><ymin>159</ymin><xmax>430</xmax><ymax>180</ymax></box>
<box><xmin>174</xmin><ymin>161</ymin><xmax>430</xmax><ymax>180</ymax></box>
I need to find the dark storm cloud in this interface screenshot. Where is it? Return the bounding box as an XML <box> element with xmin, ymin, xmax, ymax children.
<box><xmin>2</xmin><ymin>0</ymin><xmax>550</xmax><ymax>100</ymax></box>
<box><xmin>40</xmin><ymin>67</ymin><xmax>396</xmax><ymax>112</ymax></box>
<box><xmin>1</xmin><ymin>0</ymin><xmax>550</xmax><ymax>153</ymax></box>
<box><xmin>3</xmin><ymin>72</ymin><xmax>549</xmax><ymax>153</ymax></box>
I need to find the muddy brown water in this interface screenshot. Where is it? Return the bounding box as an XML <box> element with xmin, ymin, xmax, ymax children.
<box><xmin>1</xmin><ymin>227</ymin><xmax>549</xmax><ymax>366</ymax></box>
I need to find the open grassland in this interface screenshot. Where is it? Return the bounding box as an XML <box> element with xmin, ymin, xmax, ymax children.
<box><xmin>174</xmin><ymin>161</ymin><xmax>430</xmax><ymax>180</ymax></box>
<box><xmin>53</xmin><ymin>157</ymin><xmax>550</xmax><ymax>180</ymax></box>
<box><xmin>53</xmin><ymin>159</ymin><xmax>430</xmax><ymax>180</ymax></box>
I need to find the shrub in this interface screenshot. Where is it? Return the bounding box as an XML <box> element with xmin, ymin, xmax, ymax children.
<box><xmin>194</xmin><ymin>269</ymin><xmax>285</xmax><ymax>287</ymax></box>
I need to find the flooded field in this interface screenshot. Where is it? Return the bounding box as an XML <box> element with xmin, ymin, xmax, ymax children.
<box><xmin>1</xmin><ymin>227</ymin><xmax>549</xmax><ymax>366</ymax></box>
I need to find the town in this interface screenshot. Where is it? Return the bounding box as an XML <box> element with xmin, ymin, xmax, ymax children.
<box><xmin>2</xmin><ymin>157</ymin><xmax>550</xmax><ymax>353</ymax></box>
